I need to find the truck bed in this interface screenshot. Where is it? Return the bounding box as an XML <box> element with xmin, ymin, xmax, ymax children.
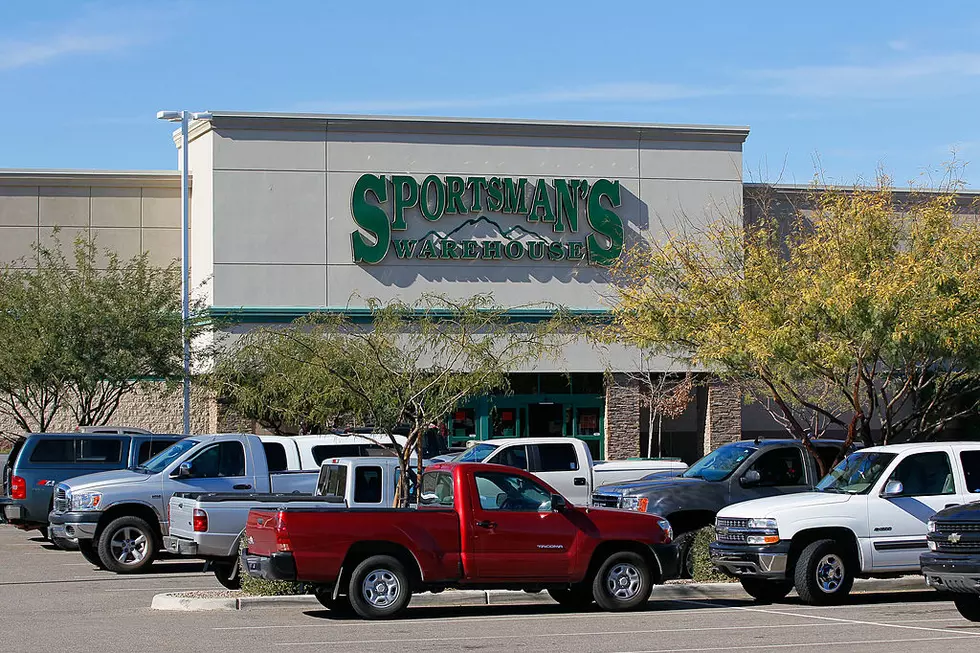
<box><xmin>246</xmin><ymin>506</ymin><xmax>461</xmax><ymax>583</ymax></box>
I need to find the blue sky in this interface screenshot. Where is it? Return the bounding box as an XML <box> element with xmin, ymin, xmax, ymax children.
<box><xmin>2</xmin><ymin>1</ymin><xmax>979</xmax><ymax>186</ymax></box>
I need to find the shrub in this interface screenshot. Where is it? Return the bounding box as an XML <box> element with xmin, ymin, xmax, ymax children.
<box><xmin>237</xmin><ymin>539</ymin><xmax>313</xmax><ymax>596</ymax></box>
<box><xmin>690</xmin><ymin>526</ymin><xmax>736</xmax><ymax>583</ymax></box>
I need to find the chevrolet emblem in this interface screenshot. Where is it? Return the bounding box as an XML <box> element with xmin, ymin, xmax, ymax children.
<box><xmin>949</xmin><ymin>533</ymin><xmax>961</xmax><ymax>544</ymax></box>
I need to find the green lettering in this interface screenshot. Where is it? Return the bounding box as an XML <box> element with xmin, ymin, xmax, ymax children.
<box><xmin>392</xmin><ymin>239</ymin><xmax>417</xmax><ymax>259</ymax></box>
<box><xmin>486</xmin><ymin>177</ymin><xmax>504</xmax><ymax>212</ymax></box>
<box><xmin>503</xmin><ymin>178</ymin><xmax>528</xmax><ymax>214</ymax></box>
<box><xmin>350</xmin><ymin>174</ymin><xmax>389</xmax><ymax>264</ymax></box>
<box><xmin>586</xmin><ymin>179</ymin><xmax>624</xmax><ymax>266</ymax></box>
<box><xmin>467</xmin><ymin>177</ymin><xmax>488</xmax><ymax>212</ymax></box>
<box><xmin>440</xmin><ymin>239</ymin><xmax>461</xmax><ymax>259</ymax></box>
<box><xmin>391</xmin><ymin>176</ymin><xmax>418</xmax><ymax>230</ymax></box>
<box><xmin>504</xmin><ymin>241</ymin><xmax>525</xmax><ymax>260</ymax></box>
<box><xmin>547</xmin><ymin>242</ymin><xmax>565</xmax><ymax>261</ymax></box>
<box><xmin>482</xmin><ymin>240</ymin><xmax>503</xmax><ymax>260</ymax></box>
<box><xmin>416</xmin><ymin>239</ymin><xmax>437</xmax><ymax>259</ymax></box>
<box><xmin>566</xmin><ymin>241</ymin><xmax>585</xmax><ymax>260</ymax></box>
<box><xmin>527</xmin><ymin>240</ymin><xmax>545</xmax><ymax>261</ymax></box>
<box><xmin>445</xmin><ymin>176</ymin><xmax>467</xmax><ymax>215</ymax></box>
<box><xmin>528</xmin><ymin>179</ymin><xmax>556</xmax><ymax>224</ymax></box>
<box><xmin>461</xmin><ymin>240</ymin><xmax>480</xmax><ymax>259</ymax></box>
<box><xmin>420</xmin><ymin>175</ymin><xmax>445</xmax><ymax>221</ymax></box>
<box><xmin>554</xmin><ymin>179</ymin><xmax>578</xmax><ymax>233</ymax></box>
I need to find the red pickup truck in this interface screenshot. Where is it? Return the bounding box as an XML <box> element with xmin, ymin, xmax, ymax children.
<box><xmin>242</xmin><ymin>462</ymin><xmax>678</xmax><ymax>619</ymax></box>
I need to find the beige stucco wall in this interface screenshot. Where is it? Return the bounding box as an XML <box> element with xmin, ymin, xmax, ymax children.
<box><xmin>0</xmin><ymin>171</ymin><xmax>183</xmax><ymax>268</ymax></box>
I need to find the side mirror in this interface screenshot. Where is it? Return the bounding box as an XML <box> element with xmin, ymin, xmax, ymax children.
<box><xmin>551</xmin><ymin>494</ymin><xmax>567</xmax><ymax>513</ymax></box>
<box><xmin>740</xmin><ymin>469</ymin><xmax>762</xmax><ymax>487</ymax></box>
<box><xmin>173</xmin><ymin>462</ymin><xmax>193</xmax><ymax>479</ymax></box>
<box><xmin>882</xmin><ymin>480</ymin><xmax>904</xmax><ymax>498</ymax></box>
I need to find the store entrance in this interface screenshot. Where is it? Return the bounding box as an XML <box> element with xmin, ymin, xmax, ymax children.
<box><xmin>527</xmin><ymin>403</ymin><xmax>564</xmax><ymax>437</ymax></box>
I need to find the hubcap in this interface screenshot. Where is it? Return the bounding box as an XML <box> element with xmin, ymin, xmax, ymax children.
<box><xmin>361</xmin><ymin>569</ymin><xmax>400</xmax><ymax>608</ymax></box>
<box><xmin>605</xmin><ymin>563</ymin><xmax>642</xmax><ymax>601</ymax></box>
<box><xmin>815</xmin><ymin>554</ymin><xmax>844</xmax><ymax>593</ymax></box>
<box><xmin>109</xmin><ymin>527</ymin><xmax>147</xmax><ymax>565</ymax></box>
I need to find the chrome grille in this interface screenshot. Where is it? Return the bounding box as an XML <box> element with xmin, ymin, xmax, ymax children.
<box><xmin>715</xmin><ymin>517</ymin><xmax>754</xmax><ymax>544</ymax></box>
<box><xmin>716</xmin><ymin>517</ymin><xmax>750</xmax><ymax>529</ymax></box>
<box><xmin>591</xmin><ymin>494</ymin><xmax>621</xmax><ymax>508</ymax></box>
<box><xmin>53</xmin><ymin>486</ymin><xmax>68</xmax><ymax>513</ymax></box>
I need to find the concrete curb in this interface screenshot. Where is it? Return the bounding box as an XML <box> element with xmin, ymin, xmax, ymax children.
<box><xmin>151</xmin><ymin>593</ymin><xmax>238</xmax><ymax>611</ymax></box>
<box><xmin>152</xmin><ymin>576</ymin><xmax>930</xmax><ymax>611</ymax></box>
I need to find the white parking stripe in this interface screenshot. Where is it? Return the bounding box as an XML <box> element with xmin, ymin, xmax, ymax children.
<box><xmin>723</xmin><ymin>604</ymin><xmax>980</xmax><ymax>638</ymax></box>
<box><xmin>618</xmin><ymin>635</ymin><xmax>980</xmax><ymax>653</ymax></box>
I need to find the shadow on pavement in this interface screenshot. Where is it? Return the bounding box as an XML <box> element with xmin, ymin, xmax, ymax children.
<box><xmin>660</xmin><ymin>590</ymin><xmax>948</xmax><ymax>610</ymax></box>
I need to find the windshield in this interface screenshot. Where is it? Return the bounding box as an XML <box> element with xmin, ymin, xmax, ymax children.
<box><xmin>816</xmin><ymin>451</ymin><xmax>896</xmax><ymax>494</ymax></box>
<box><xmin>453</xmin><ymin>443</ymin><xmax>498</xmax><ymax>463</ymax></box>
<box><xmin>137</xmin><ymin>439</ymin><xmax>199</xmax><ymax>474</ymax></box>
<box><xmin>682</xmin><ymin>443</ymin><xmax>757</xmax><ymax>481</ymax></box>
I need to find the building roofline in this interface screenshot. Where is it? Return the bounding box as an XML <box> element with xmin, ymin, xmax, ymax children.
<box><xmin>181</xmin><ymin>111</ymin><xmax>750</xmax><ymax>145</ymax></box>
<box><xmin>0</xmin><ymin>169</ymin><xmax>182</xmax><ymax>188</ymax></box>
<box><xmin>744</xmin><ymin>181</ymin><xmax>980</xmax><ymax>197</ymax></box>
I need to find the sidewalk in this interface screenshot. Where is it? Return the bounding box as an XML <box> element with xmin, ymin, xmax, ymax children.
<box><xmin>151</xmin><ymin>576</ymin><xmax>930</xmax><ymax>611</ymax></box>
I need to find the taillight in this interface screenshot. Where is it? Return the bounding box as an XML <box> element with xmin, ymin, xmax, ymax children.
<box><xmin>193</xmin><ymin>509</ymin><xmax>208</xmax><ymax>532</ymax></box>
<box><xmin>274</xmin><ymin>510</ymin><xmax>292</xmax><ymax>552</ymax></box>
<box><xmin>10</xmin><ymin>476</ymin><xmax>26</xmax><ymax>500</ymax></box>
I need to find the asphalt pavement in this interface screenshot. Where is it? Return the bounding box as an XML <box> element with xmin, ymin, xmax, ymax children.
<box><xmin>1</xmin><ymin>525</ymin><xmax>979</xmax><ymax>653</ymax></box>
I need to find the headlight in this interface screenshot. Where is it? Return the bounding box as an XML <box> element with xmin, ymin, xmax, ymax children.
<box><xmin>620</xmin><ymin>496</ymin><xmax>649</xmax><ymax>512</ymax></box>
<box><xmin>657</xmin><ymin>518</ymin><xmax>673</xmax><ymax>542</ymax></box>
<box><xmin>747</xmin><ymin>518</ymin><xmax>778</xmax><ymax>530</ymax></box>
<box><xmin>745</xmin><ymin>517</ymin><xmax>779</xmax><ymax>545</ymax></box>
<box><xmin>927</xmin><ymin>520</ymin><xmax>936</xmax><ymax>534</ymax></box>
<box><xmin>69</xmin><ymin>491</ymin><xmax>102</xmax><ymax>511</ymax></box>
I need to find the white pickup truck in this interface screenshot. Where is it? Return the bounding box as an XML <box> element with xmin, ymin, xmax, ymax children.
<box><xmin>450</xmin><ymin>437</ymin><xmax>686</xmax><ymax>505</ymax></box>
<box><xmin>710</xmin><ymin>442</ymin><xmax>980</xmax><ymax>605</ymax></box>
<box><xmin>166</xmin><ymin>456</ymin><xmax>408</xmax><ymax>588</ymax></box>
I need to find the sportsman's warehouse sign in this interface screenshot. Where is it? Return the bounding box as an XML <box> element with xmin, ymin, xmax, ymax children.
<box><xmin>349</xmin><ymin>174</ymin><xmax>625</xmax><ymax>266</ymax></box>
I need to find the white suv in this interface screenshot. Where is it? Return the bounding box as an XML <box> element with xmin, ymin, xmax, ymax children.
<box><xmin>710</xmin><ymin>442</ymin><xmax>980</xmax><ymax>605</ymax></box>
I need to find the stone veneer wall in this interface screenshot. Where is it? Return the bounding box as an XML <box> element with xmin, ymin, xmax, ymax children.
<box><xmin>604</xmin><ymin>373</ymin><xmax>641</xmax><ymax>459</ymax></box>
<box><xmin>703</xmin><ymin>380</ymin><xmax>742</xmax><ymax>455</ymax></box>
<box><xmin>0</xmin><ymin>384</ymin><xmax>217</xmax><ymax>439</ymax></box>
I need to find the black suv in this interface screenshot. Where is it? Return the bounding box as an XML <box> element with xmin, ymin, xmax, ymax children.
<box><xmin>922</xmin><ymin>495</ymin><xmax>980</xmax><ymax>622</ymax></box>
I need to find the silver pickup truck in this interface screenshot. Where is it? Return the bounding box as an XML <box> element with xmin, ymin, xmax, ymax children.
<box><xmin>166</xmin><ymin>456</ymin><xmax>408</xmax><ymax>588</ymax></box>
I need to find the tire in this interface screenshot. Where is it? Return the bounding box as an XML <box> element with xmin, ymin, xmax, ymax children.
<box><xmin>592</xmin><ymin>551</ymin><xmax>653</xmax><ymax>612</ymax></box>
<box><xmin>740</xmin><ymin>577</ymin><xmax>793</xmax><ymax>603</ymax></box>
<box><xmin>674</xmin><ymin>531</ymin><xmax>697</xmax><ymax>580</ymax></box>
<box><xmin>212</xmin><ymin>561</ymin><xmax>241</xmax><ymax>590</ymax></box>
<box><xmin>52</xmin><ymin>536</ymin><xmax>78</xmax><ymax>551</ymax></box>
<box><xmin>953</xmin><ymin>594</ymin><xmax>980</xmax><ymax>622</ymax></box>
<box><xmin>793</xmin><ymin>539</ymin><xmax>854</xmax><ymax>605</ymax></box>
<box><xmin>548</xmin><ymin>584</ymin><xmax>594</xmax><ymax>610</ymax></box>
<box><xmin>314</xmin><ymin>586</ymin><xmax>354</xmax><ymax>614</ymax></box>
<box><xmin>96</xmin><ymin>516</ymin><xmax>158</xmax><ymax>574</ymax></box>
<box><xmin>78</xmin><ymin>540</ymin><xmax>107</xmax><ymax>569</ymax></box>
<box><xmin>347</xmin><ymin>555</ymin><xmax>412</xmax><ymax>619</ymax></box>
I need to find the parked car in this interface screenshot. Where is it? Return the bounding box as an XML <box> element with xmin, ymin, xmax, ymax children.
<box><xmin>921</xmin><ymin>495</ymin><xmax>980</xmax><ymax>621</ymax></box>
<box><xmin>165</xmin><ymin>456</ymin><xmax>413</xmax><ymax>588</ymax></box>
<box><xmin>710</xmin><ymin>442</ymin><xmax>980</xmax><ymax>605</ymax></box>
<box><xmin>241</xmin><ymin>461</ymin><xmax>678</xmax><ymax>619</ymax></box>
<box><xmin>593</xmin><ymin>438</ymin><xmax>854</xmax><ymax>577</ymax></box>
<box><xmin>0</xmin><ymin>431</ymin><xmax>184</xmax><ymax>545</ymax></box>
<box><xmin>449</xmin><ymin>437</ymin><xmax>686</xmax><ymax>505</ymax></box>
<box><xmin>48</xmin><ymin>433</ymin><xmax>335</xmax><ymax>573</ymax></box>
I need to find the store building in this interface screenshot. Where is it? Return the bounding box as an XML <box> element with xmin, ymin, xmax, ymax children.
<box><xmin>8</xmin><ymin>113</ymin><xmax>964</xmax><ymax>460</ymax></box>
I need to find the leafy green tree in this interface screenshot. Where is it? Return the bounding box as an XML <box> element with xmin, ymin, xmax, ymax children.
<box><xmin>606</xmin><ymin>174</ymin><xmax>980</xmax><ymax>469</ymax></box>
<box><xmin>0</xmin><ymin>236</ymin><xmax>205</xmax><ymax>435</ymax></box>
<box><xmin>211</xmin><ymin>294</ymin><xmax>564</xmax><ymax>505</ymax></box>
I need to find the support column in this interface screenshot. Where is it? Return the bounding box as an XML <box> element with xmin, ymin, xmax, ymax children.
<box><xmin>604</xmin><ymin>374</ymin><xmax>640</xmax><ymax>460</ymax></box>
<box><xmin>703</xmin><ymin>380</ymin><xmax>742</xmax><ymax>455</ymax></box>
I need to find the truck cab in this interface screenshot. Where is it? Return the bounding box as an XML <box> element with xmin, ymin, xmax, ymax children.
<box><xmin>711</xmin><ymin>442</ymin><xmax>980</xmax><ymax>605</ymax></box>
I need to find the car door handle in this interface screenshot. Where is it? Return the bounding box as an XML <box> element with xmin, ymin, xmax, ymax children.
<box><xmin>234</xmin><ymin>484</ymin><xmax>252</xmax><ymax>490</ymax></box>
<box><xmin>475</xmin><ymin>520</ymin><xmax>497</xmax><ymax>529</ymax></box>
<box><xmin>573</xmin><ymin>477</ymin><xmax>587</xmax><ymax>486</ymax></box>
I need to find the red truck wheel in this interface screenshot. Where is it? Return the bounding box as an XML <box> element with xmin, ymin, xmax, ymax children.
<box><xmin>314</xmin><ymin>587</ymin><xmax>353</xmax><ymax>615</ymax></box>
<box><xmin>348</xmin><ymin>555</ymin><xmax>412</xmax><ymax>619</ymax></box>
<box><xmin>548</xmin><ymin>585</ymin><xmax>594</xmax><ymax>610</ymax></box>
<box><xmin>592</xmin><ymin>551</ymin><xmax>652</xmax><ymax>611</ymax></box>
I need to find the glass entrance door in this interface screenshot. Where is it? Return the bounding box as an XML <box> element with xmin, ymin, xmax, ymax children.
<box><xmin>527</xmin><ymin>403</ymin><xmax>564</xmax><ymax>437</ymax></box>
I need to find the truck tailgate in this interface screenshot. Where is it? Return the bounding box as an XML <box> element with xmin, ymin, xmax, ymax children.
<box><xmin>168</xmin><ymin>495</ymin><xmax>199</xmax><ymax>541</ymax></box>
<box><xmin>245</xmin><ymin>508</ymin><xmax>282</xmax><ymax>557</ymax></box>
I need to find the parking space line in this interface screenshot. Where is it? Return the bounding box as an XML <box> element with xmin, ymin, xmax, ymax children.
<box><xmin>616</xmin><ymin>635</ymin><xmax>980</xmax><ymax>653</ymax></box>
<box><xmin>722</xmin><ymin>604</ymin><xmax>980</xmax><ymax>638</ymax></box>
<box><xmin>104</xmin><ymin>587</ymin><xmax>204</xmax><ymax>592</ymax></box>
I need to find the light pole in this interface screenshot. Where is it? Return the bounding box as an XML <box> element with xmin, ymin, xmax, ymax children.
<box><xmin>156</xmin><ymin>110</ymin><xmax>211</xmax><ymax>435</ymax></box>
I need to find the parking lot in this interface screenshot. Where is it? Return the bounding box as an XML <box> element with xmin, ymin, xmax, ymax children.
<box><xmin>0</xmin><ymin>526</ymin><xmax>977</xmax><ymax>653</ymax></box>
